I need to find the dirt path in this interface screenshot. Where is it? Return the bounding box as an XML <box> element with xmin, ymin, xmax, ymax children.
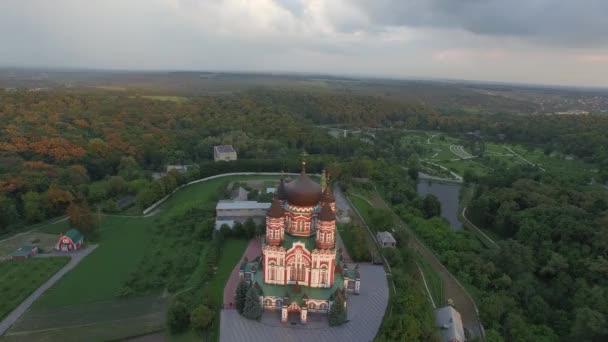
<box><xmin>0</xmin><ymin>245</ymin><xmax>98</xmax><ymax>336</ymax></box>
<box><xmin>222</xmin><ymin>239</ymin><xmax>262</xmax><ymax>308</ymax></box>
<box><xmin>367</xmin><ymin>190</ymin><xmax>484</xmax><ymax>339</ymax></box>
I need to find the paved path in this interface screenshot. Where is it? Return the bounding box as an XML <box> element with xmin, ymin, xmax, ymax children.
<box><xmin>223</xmin><ymin>239</ymin><xmax>262</xmax><ymax>308</ymax></box>
<box><xmin>220</xmin><ymin>264</ymin><xmax>388</xmax><ymax>342</ymax></box>
<box><xmin>0</xmin><ymin>245</ymin><xmax>98</xmax><ymax>336</ymax></box>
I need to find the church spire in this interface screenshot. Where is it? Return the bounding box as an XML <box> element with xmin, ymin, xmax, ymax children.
<box><xmin>320</xmin><ymin>169</ymin><xmax>327</xmax><ymax>191</ymax></box>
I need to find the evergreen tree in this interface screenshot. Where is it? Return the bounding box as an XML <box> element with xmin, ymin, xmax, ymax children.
<box><xmin>243</xmin><ymin>282</ymin><xmax>262</xmax><ymax>320</ymax></box>
<box><xmin>235</xmin><ymin>277</ymin><xmax>249</xmax><ymax>314</ymax></box>
<box><xmin>329</xmin><ymin>288</ymin><xmax>347</xmax><ymax>326</ymax></box>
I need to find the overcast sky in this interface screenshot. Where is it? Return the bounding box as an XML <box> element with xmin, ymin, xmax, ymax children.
<box><xmin>1</xmin><ymin>0</ymin><xmax>608</xmax><ymax>87</ymax></box>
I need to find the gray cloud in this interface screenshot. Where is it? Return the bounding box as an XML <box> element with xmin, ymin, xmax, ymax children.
<box><xmin>0</xmin><ymin>0</ymin><xmax>606</xmax><ymax>87</ymax></box>
<box><xmin>351</xmin><ymin>0</ymin><xmax>608</xmax><ymax>47</ymax></box>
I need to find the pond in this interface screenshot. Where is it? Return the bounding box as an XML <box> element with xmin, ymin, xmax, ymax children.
<box><xmin>417</xmin><ymin>180</ymin><xmax>462</xmax><ymax>230</ymax></box>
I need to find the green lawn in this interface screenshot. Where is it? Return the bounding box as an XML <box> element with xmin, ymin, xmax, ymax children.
<box><xmin>34</xmin><ymin>217</ymin><xmax>152</xmax><ymax>308</ymax></box>
<box><xmin>208</xmin><ymin>239</ymin><xmax>249</xmax><ymax>341</ymax></box>
<box><xmin>349</xmin><ymin>195</ymin><xmax>374</xmax><ymax>222</ymax></box>
<box><xmin>159</xmin><ymin>175</ymin><xmax>280</xmax><ymax>216</ymax></box>
<box><xmin>0</xmin><ymin>257</ymin><xmax>69</xmax><ymax>320</ymax></box>
<box><xmin>415</xmin><ymin>253</ymin><xmax>445</xmax><ymax>307</ymax></box>
<box><xmin>209</xmin><ymin>239</ymin><xmax>248</xmax><ymax>303</ymax></box>
<box><xmin>5</xmin><ymin>174</ymin><xmax>277</xmax><ymax>341</ymax></box>
<box><xmin>36</xmin><ymin>219</ymin><xmax>70</xmax><ymax>235</ymax></box>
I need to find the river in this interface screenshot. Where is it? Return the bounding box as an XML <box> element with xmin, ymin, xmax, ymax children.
<box><xmin>417</xmin><ymin>180</ymin><xmax>462</xmax><ymax>230</ymax></box>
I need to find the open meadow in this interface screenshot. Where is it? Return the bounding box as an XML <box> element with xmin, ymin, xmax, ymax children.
<box><xmin>0</xmin><ymin>258</ymin><xmax>69</xmax><ymax>321</ymax></box>
<box><xmin>3</xmin><ymin>174</ymin><xmax>278</xmax><ymax>341</ymax></box>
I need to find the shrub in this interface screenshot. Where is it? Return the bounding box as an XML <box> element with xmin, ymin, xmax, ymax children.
<box><xmin>167</xmin><ymin>300</ymin><xmax>190</xmax><ymax>333</ymax></box>
<box><xmin>190</xmin><ymin>304</ymin><xmax>213</xmax><ymax>331</ymax></box>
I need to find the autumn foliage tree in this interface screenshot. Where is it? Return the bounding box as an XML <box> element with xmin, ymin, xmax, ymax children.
<box><xmin>67</xmin><ymin>200</ymin><xmax>98</xmax><ymax>238</ymax></box>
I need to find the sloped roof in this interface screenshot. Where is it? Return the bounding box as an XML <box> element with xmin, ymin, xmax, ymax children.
<box><xmin>435</xmin><ymin>306</ymin><xmax>465</xmax><ymax>342</ymax></box>
<box><xmin>65</xmin><ymin>229</ymin><xmax>83</xmax><ymax>243</ymax></box>
<box><xmin>12</xmin><ymin>245</ymin><xmax>36</xmax><ymax>257</ymax></box>
<box><xmin>216</xmin><ymin>201</ymin><xmax>271</xmax><ymax>210</ymax></box>
<box><xmin>214</xmin><ymin>145</ymin><xmax>236</xmax><ymax>153</ymax></box>
<box><xmin>376</xmin><ymin>231</ymin><xmax>396</xmax><ymax>244</ymax></box>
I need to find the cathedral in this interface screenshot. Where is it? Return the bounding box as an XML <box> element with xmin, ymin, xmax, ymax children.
<box><xmin>239</xmin><ymin>163</ymin><xmax>360</xmax><ymax>324</ymax></box>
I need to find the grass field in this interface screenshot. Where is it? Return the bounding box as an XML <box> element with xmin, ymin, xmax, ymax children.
<box><xmin>0</xmin><ymin>258</ymin><xmax>69</xmax><ymax>320</ymax></box>
<box><xmin>209</xmin><ymin>239</ymin><xmax>248</xmax><ymax>341</ymax></box>
<box><xmin>33</xmin><ymin>217</ymin><xmax>152</xmax><ymax>308</ymax></box>
<box><xmin>3</xmin><ymin>174</ymin><xmax>278</xmax><ymax>341</ymax></box>
<box><xmin>415</xmin><ymin>253</ymin><xmax>445</xmax><ymax>307</ymax></box>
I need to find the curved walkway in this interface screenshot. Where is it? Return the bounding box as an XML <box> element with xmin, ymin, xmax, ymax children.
<box><xmin>0</xmin><ymin>246</ymin><xmax>98</xmax><ymax>336</ymax></box>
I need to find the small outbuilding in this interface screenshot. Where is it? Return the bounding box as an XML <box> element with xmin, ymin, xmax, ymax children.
<box><xmin>435</xmin><ymin>304</ymin><xmax>466</xmax><ymax>342</ymax></box>
<box><xmin>376</xmin><ymin>231</ymin><xmax>396</xmax><ymax>248</ymax></box>
<box><xmin>11</xmin><ymin>245</ymin><xmax>39</xmax><ymax>260</ymax></box>
<box><xmin>55</xmin><ymin>229</ymin><xmax>84</xmax><ymax>252</ymax></box>
<box><xmin>214</xmin><ymin>145</ymin><xmax>237</xmax><ymax>162</ymax></box>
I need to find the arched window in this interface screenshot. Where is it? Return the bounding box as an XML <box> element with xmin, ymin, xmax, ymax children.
<box><xmin>265</xmin><ymin>299</ymin><xmax>272</xmax><ymax>307</ymax></box>
<box><xmin>320</xmin><ymin>270</ymin><xmax>327</xmax><ymax>285</ymax></box>
<box><xmin>289</xmin><ymin>266</ymin><xmax>296</xmax><ymax>281</ymax></box>
<box><xmin>298</xmin><ymin>267</ymin><xmax>305</xmax><ymax>281</ymax></box>
<box><xmin>269</xmin><ymin>266</ymin><xmax>276</xmax><ymax>281</ymax></box>
<box><xmin>308</xmin><ymin>302</ymin><xmax>316</xmax><ymax>310</ymax></box>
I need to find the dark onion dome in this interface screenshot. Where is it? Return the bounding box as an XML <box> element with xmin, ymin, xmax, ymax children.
<box><xmin>277</xmin><ymin>179</ymin><xmax>288</xmax><ymax>201</ymax></box>
<box><xmin>267</xmin><ymin>196</ymin><xmax>284</xmax><ymax>218</ymax></box>
<box><xmin>321</xmin><ymin>186</ymin><xmax>335</xmax><ymax>203</ymax></box>
<box><xmin>318</xmin><ymin>202</ymin><xmax>335</xmax><ymax>221</ymax></box>
<box><xmin>284</xmin><ymin>164</ymin><xmax>322</xmax><ymax>207</ymax></box>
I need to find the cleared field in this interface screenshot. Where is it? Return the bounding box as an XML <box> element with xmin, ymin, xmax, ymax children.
<box><xmin>33</xmin><ymin>217</ymin><xmax>152</xmax><ymax>308</ymax></box>
<box><xmin>35</xmin><ymin>219</ymin><xmax>70</xmax><ymax>235</ymax></box>
<box><xmin>0</xmin><ymin>231</ymin><xmax>59</xmax><ymax>258</ymax></box>
<box><xmin>139</xmin><ymin>95</ymin><xmax>189</xmax><ymax>103</ymax></box>
<box><xmin>0</xmin><ymin>258</ymin><xmax>69</xmax><ymax>320</ymax></box>
<box><xmin>2</xmin><ymin>175</ymin><xmax>281</xmax><ymax>341</ymax></box>
<box><xmin>415</xmin><ymin>253</ymin><xmax>445</xmax><ymax>307</ymax></box>
<box><xmin>3</xmin><ymin>310</ymin><xmax>165</xmax><ymax>342</ymax></box>
<box><xmin>95</xmin><ymin>85</ymin><xmax>127</xmax><ymax>91</ymax></box>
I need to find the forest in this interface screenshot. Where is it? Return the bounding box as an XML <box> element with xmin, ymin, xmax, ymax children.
<box><xmin>1</xmin><ymin>83</ymin><xmax>608</xmax><ymax>341</ymax></box>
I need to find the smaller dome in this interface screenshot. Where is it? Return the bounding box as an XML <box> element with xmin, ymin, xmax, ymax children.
<box><xmin>277</xmin><ymin>179</ymin><xmax>288</xmax><ymax>200</ymax></box>
<box><xmin>322</xmin><ymin>186</ymin><xmax>335</xmax><ymax>203</ymax></box>
<box><xmin>267</xmin><ymin>196</ymin><xmax>284</xmax><ymax>218</ymax></box>
<box><xmin>318</xmin><ymin>203</ymin><xmax>335</xmax><ymax>221</ymax></box>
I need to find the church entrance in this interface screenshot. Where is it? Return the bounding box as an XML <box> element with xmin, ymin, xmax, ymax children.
<box><xmin>288</xmin><ymin>311</ymin><xmax>300</xmax><ymax>325</ymax></box>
